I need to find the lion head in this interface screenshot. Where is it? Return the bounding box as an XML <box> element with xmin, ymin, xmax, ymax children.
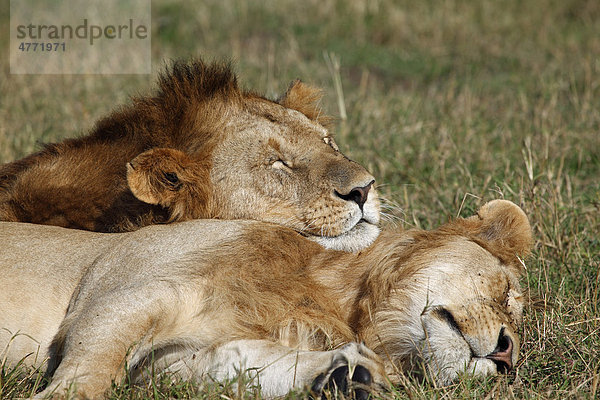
<box><xmin>0</xmin><ymin>60</ymin><xmax>379</xmax><ymax>251</ymax></box>
<box><xmin>357</xmin><ymin>200</ymin><xmax>532</xmax><ymax>384</ymax></box>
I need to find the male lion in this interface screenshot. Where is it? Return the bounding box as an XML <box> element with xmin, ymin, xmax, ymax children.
<box><xmin>0</xmin><ymin>59</ymin><xmax>379</xmax><ymax>252</ymax></box>
<box><xmin>0</xmin><ymin>200</ymin><xmax>532</xmax><ymax>398</ymax></box>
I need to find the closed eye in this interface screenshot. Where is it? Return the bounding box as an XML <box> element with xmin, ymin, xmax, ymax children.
<box><xmin>323</xmin><ymin>136</ymin><xmax>339</xmax><ymax>151</ymax></box>
<box><xmin>432</xmin><ymin>307</ymin><xmax>462</xmax><ymax>336</ymax></box>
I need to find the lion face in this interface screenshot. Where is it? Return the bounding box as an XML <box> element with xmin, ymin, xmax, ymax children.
<box><xmin>374</xmin><ymin>245</ymin><xmax>525</xmax><ymax>384</ymax></box>
<box><xmin>210</xmin><ymin>102</ymin><xmax>380</xmax><ymax>252</ymax></box>
<box><xmin>127</xmin><ymin>81</ymin><xmax>380</xmax><ymax>252</ymax></box>
<box><xmin>414</xmin><ymin>240</ymin><xmax>523</xmax><ymax>384</ymax></box>
<box><xmin>367</xmin><ymin>200</ymin><xmax>531</xmax><ymax>384</ymax></box>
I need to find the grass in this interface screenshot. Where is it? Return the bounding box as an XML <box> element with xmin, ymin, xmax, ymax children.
<box><xmin>1</xmin><ymin>0</ymin><xmax>599</xmax><ymax>398</ymax></box>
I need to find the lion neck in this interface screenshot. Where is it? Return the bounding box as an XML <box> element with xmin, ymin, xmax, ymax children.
<box><xmin>310</xmin><ymin>229</ymin><xmax>423</xmax><ymax>341</ymax></box>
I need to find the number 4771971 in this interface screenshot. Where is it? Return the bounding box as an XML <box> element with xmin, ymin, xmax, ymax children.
<box><xmin>18</xmin><ymin>42</ymin><xmax>66</xmax><ymax>51</ymax></box>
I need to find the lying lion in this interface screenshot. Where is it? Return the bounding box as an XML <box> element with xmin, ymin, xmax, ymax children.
<box><xmin>0</xmin><ymin>59</ymin><xmax>379</xmax><ymax>252</ymax></box>
<box><xmin>0</xmin><ymin>200</ymin><xmax>532</xmax><ymax>398</ymax></box>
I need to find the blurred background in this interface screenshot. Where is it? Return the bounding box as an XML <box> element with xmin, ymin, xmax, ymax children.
<box><xmin>1</xmin><ymin>1</ymin><xmax>598</xmax><ymax>398</ymax></box>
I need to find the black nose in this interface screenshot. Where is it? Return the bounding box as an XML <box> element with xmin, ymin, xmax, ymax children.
<box><xmin>486</xmin><ymin>329</ymin><xmax>514</xmax><ymax>373</ymax></box>
<box><xmin>336</xmin><ymin>181</ymin><xmax>373</xmax><ymax>209</ymax></box>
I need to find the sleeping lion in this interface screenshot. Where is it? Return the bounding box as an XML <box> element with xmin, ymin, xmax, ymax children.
<box><xmin>0</xmin><ymin>59</ymin><xmax>379</xmax><ymax>252</ymax></box>
<box><xmin>0</xmin><ymin>200</ymin><xmax>532</xmax><ymax>399</ymax></box>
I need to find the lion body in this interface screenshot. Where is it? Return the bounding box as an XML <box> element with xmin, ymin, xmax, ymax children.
<box><xmin>0</xmin><ymin>200</ymin><xmax>532</xmax><ymax>398</ymax></box>
<box><xmin>0</xmin><ymin>60</ymin><xmax>379</xmax><ymax>251</ymax></box>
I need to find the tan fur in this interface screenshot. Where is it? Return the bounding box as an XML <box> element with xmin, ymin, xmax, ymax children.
<box><xmin>0</xmin><ymin>60</ymin><xmax>380</xmax><ymax>251</ymax></box>
<box><xmin>0</xmin><ymin>200</ymin><xmax>532</xmax><ymax>398</ymax></box>
<box><xmin>278</xmin><ymin>79</ymin><xmax>331</xmax><ymax>126</ymax></box>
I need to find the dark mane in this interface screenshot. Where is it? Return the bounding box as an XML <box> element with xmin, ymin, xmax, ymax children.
<box><xmin>89</xmin><ymin>59</ymin><xmax>244</xmax><ymax>148</ymax></box>
<box><xmin>0</xmin><ymin>58</ymin><xmax>245</xmax><ymax>231</ymax></box>
<box><xmin>156</xmin><ymin>59</ymin><xmax>242</xmax><ymax>106</ymax></box>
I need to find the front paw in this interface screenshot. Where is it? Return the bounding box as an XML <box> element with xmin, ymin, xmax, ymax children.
<box><xmin>310</xmin><ymin>343</ymin><xmax>386</xmax><ymax>399</ymax></box>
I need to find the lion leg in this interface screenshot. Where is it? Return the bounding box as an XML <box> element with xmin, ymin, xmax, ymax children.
<box><xmin>157</xmin><ymin>340</ymin><xmax>388</xmax><ymax>398</ymax></box>
<box><xmin>37</xmin><ymin>288</ymin><xmax>174</xmax><ymax>399</ymax></box>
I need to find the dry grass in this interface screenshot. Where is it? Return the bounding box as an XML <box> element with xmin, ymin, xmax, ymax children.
<box><xmin>1</xmin><ymin>0</ymin><xmax>599</xmax><ymax>398</ymax></box>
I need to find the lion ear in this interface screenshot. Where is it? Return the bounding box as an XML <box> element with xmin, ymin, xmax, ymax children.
<box><xmin>278</xmin><ymin>80</ymin><xmax>327</xmax><ymax>123</ymax></box>
<box><xmin>126</xmin><ymin>148</ymin><xmax>191</xmax><ymax>206</ymax></box>
<box><xmin>463</xmin><ymin>200</ymin><xmax>533</xmax><ymax>271</ymax></box>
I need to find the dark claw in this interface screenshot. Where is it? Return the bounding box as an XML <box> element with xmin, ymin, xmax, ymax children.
<box><xmin>310</xmin><ymin>364</ymin><xmax>372</xmax><ymax>400</ymax></box>
<box><xmin>329</xmin><ymin>365</ymin><xmax>349</xmax><ymax>394</ymax></box>
<box><xmin>353</xmin><ymin>365</ymin><xmax>372</xmax><ymax>400</ymax></box>
<box><xmin>353</xmin><ymin>365</ymin><xmax>372</xmax><ymax>385</ymax></box>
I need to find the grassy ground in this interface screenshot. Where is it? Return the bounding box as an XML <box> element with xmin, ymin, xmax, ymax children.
<box><xmin>1</xmin><ymin>0</ymin><xmax>599</xmax><ymax>398</ymax></box>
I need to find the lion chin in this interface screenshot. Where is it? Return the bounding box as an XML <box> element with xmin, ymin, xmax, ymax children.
<box><xmin>302</xmin><ymin>184</ymin><xmax>381</xmax><ymax>252</ymax></box>
<box><xmin>309</xmin><ymin>219</ymin><xmax>380</xmax><ymax>252</ymax></box>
